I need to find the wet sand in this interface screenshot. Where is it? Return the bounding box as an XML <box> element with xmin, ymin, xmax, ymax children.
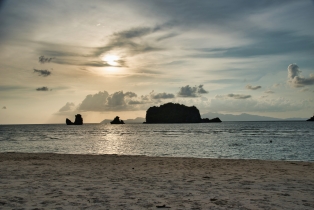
<box><xmin>0</xmin><ymin>153</ymin><xmax>313</xmax><ymax>209</ymax></box>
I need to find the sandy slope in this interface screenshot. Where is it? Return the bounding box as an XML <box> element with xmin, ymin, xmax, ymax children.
<box><xmin>0</xmin><ymin>153</ymin><xmax>313</xmax><ymax>209</ymax></box>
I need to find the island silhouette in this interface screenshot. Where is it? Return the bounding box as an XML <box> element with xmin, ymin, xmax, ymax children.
<box><xmin>66</xmin><ymin>114</ymin><xmax>83</xmax><ymax>125</ymax></box>
<box><xmin>307</xmin><ymin>114</ymin><xmax>314</xmax><ymax>121</ymax></box>
<box><xmin>144</xmin><ymin>102</ymin><xmax>221</xmax><ymax>123</ymax></box>
<box><xmin>110</xmin><ymin>116</ymin><xmax>125</xmax><ymax>124</ymax></box>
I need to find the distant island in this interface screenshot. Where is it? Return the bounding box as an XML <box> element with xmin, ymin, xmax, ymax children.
<box><xmin>110</xmin><ymin>116</ymin><xmax>125</xmax><ymax>124</ymax></box>
<box><xmin>144</xmin><ymin>103</ymin><xmax>221</xmax><ymax>123</ymax></box>
<box><xmin>307</xmin><ymin>115</ymin><xmax>314</xmax><ymax>121</ymax></box>
<box><xmin>66</xmin><ymin>114</ymin><xmax>83</xmax><ymax>125</ymax></box>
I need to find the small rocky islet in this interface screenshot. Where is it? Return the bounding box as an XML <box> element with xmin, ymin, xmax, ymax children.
<box><xmin>66</xmin><ymin>114</ymin><xmax>83</xmax><ymax>125</ymax></box>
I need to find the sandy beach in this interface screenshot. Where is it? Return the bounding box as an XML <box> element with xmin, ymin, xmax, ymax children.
<box><xmin>0</xmin><ymin>153</ymin><xmax>313</xmax><ymax>209</ymax></box>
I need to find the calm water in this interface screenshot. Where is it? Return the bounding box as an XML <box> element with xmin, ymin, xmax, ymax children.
<box><xmin>0</xmin><ymin>122</ymin><xmax>313</xmax><ymax>161</ymax></box>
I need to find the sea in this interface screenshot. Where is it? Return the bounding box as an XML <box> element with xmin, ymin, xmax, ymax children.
<box><xmin>0</xmin><ymin>122</ymin><xmax>313</xmax><ymax>161</ymax></box>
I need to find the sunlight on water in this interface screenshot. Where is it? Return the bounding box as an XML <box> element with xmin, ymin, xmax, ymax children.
<box><xmin>0</xmin><ymin>122</ymin><xmax>313</xmax><ymax>161</ymax></box>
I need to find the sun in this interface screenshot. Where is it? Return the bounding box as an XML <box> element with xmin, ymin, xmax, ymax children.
<box><xmin>102</xmin><ymin>54</ymin><xmax>120</xmax><ymax>66</ymax></box>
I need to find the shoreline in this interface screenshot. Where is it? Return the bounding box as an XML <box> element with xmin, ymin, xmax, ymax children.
<box><xmin>1</xmin><ymin>153</ymin><xmax>313</xmax><ymax>209</ymax></box>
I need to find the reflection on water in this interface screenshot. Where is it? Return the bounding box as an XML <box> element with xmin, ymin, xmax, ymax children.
<box><xmin>0</xmin><ymin>122</ymin><xmax>313</xmax><ymax>161</ymax></box>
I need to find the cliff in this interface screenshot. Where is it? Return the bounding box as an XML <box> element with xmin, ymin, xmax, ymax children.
<box><xmin>66</xmin><ymin>114</ymin><xmax>83</xmax><ymax>125</ymax></box>
<box><xmin>145</xmin><ymin>103</ymin><xmax>221</xmax><ymax>123</ymax></box>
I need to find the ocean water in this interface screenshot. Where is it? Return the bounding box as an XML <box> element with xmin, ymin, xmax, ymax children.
<box><xmin>0</xmin><ymin>122</ymin><xmax>313</xmax><ymax>161</ymax></box>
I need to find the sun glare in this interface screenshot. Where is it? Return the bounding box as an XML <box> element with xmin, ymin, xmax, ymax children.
<box><xmin>102</xmin><ymin>54</ymin><xmax>120</xmax><ymax>66</ymax></box>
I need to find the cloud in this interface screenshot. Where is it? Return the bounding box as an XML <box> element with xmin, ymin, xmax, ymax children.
<box><xmin>215</xmin><ymin>93</ymin><xmax>252</xmax><ymax>99</ymax></box>
<box><xmin>38</xmin><ymin>25</ymin><xmax>170</xmax><ymax>68</ymax></box>
<box><xmin>265</xmin><ymin>90</ymin><xmax>274</xmax><ymax>94</ymax></box>
<box><xmin>38</xmin><ymin>55</ymin><xmax>54</xmax><ymax>64</ymax></box>
<box><xmin>36</xmin><ymin>86</ymin><xmax>49</xmax><ymax>91</ymax></box>
<box><xmin>246</xmin><ymin>84</ymin><xmax>261</xmax><ymax>90</ymax></box>
<box><xmin>152</xmin><ymin>92</ymin><xmax>175</xmax><ymax>99</ymax></box>
<box><xmin>33</xmin><ymin>69</ymin><xmax>51</xmax><ymax>77</ymax></box>
<box><xmin>227</xmin><ymin>94</ymin><xmax>251</xmax><ymax>99</ymax></box>
<box><xmin>71</xmin><ymin>89</ymin><xmax>176</xmax><ymax>113</ymax></box>
<box><xmin>106</xmin><ymin>91</ymin><xmax>126</xmax><ymax>107</ymax></box>
<box><xmin>78</xmin><ymin>91</ymin><xmax>110</xmax><ymax>111</ymax></box>
<box><xmin>94</xmin><ymin>26</ymin><xmax>164</xmax><ymax>57</ymax></box>
<box><xmin>77</xmin><ymin>90</ymin><xmax>144</xmax><ymax>112</ymax></box>
<box><xmin>59</xmin><ymin>102</ymin><xmax>75</xmax><ymax>112</ymax></box>
<box><xmin>128</xmin><ymin>100</ymin><xmax>144</xmax><ymax>105</ymax></box>
<box><xmin>287</xmin><ymin>64</ymin><xmax>314</xmax><ymax>87</ymax></box>
<box><xmin>178</xmin><ymin>85</ymin><xmax>208</xmax><ymax>97</ymax></box>
<box><xmin>215</xmin><ymin>94</ymin><xmax>251</xmax><ymax>99</ymax></box>
<box><xmin>124</xmin><ymin>92</ymin><xmax>137</xmax><ymax>98</ymax></box>
<box><xmin>156</xmin><ymin>32</ymin><xmax>178</xmax><ymax>42</ymax></box>
<box><xmin>197</xmin><ymin>85</ymin><xmax>208</xmax><ymax>94</ymax></box>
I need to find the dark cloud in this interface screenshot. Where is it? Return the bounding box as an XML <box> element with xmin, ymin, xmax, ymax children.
<box><xmin>33</xmin><ymin>69</ymin><xmax>51</xmax><ymax>77</ymax></box>
<box><xmin>246</xmin><ymin>85</ymin><xmax>262</xmax><ymax>90</ymax></box>
<box><xmin>59</xmin><ymin>102</ymin><xmax>75</xmax><ymax>112</ymax></box>
<box><xmin>52</xmin><ymin>59</ymin><xmax>111</xmax><ymax>67</ymax></box>
<box><xmin>178</xmin><ymin>85</ymin><xmax>208</xmax><ymax>97</ymax></box>
<box><xmin>38</xmin><ymin>55</ymin><xmax>54</xmax><ymax>64</ymax></box>
<box><xmin>156</xmin><ymin>32</ymin><xmax>178</xmax><ymax>42</ymax></box>
<box><xmin>227</xmin><ymin>94</ymin><xmax>251</xmax><ymax>99</ymax></box>
<box><xmin>152</xmin><ymin>92</ymin><xmax>175</xmax><ymax>99</ymax></box>
<box><xmin>94</xmin><ymin>26</ymin><xmax>164</xmax><ymax>57</ymax></box>
<box><xmin>36</xmin><ymin>86</ymin><xmax>49</xmax><ymax>91</ymax></box>
<box><xmin>287</xmin><ymin>64</ymin><xmax>314</xmax><ymax>87</ymax></box>
<box><xmin>197</xmin><ymin>85</ymin><xmax>208</xmax><ymax>94</ymax></box>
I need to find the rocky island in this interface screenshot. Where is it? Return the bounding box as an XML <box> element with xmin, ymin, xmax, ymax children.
<box><xmin>306</xmin><ymin>115</ymin><xmax>314</xmax><ymax>121</ymax></box>
<box><xmin>110</xmin><ymin>116</ymin><xmax>125</xmax><ymax>124</ymax></box>
<box><xmin>144</xmin><ymin>103</ymin><xmax>221</xmax><ymax>123</ymax></box>
<box><xmin>66</xmin><ymin>114</ymin><xmax>83</xmax><ymax>125</ymax></box>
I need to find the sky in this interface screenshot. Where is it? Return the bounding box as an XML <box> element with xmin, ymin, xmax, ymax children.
<box><xmin>0</xmin><ymin>0</ymin><xmax>314</xmax><ymax>124</ymax></box>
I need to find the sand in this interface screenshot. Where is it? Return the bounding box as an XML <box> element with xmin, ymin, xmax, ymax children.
<box><xmin>0</xmin><ymin>153</ymin><xmax>313</xmax><ymax>210</ymax></box>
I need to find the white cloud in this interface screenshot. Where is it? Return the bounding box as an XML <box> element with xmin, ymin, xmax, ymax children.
<box><xmin>287</xmin><ymin>64</ymin><xmax>314</xmax><ymax>87</ymax></box>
